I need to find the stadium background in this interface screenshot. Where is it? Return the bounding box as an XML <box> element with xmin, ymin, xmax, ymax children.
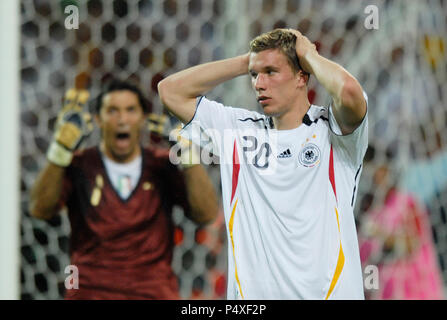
<box><xmin>11</xmin><ymin>0</ymin><xmax>447</xmax><ymax>299</ymax></box>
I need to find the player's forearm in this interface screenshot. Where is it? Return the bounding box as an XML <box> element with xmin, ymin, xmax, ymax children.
<box><xmin>182</xmin><ymin>165</ymin><xmax>219</xmax><ymax>225</ymax></box>
<box><xmin>29</xmin><ymin>162</ymin><xmax>65</xmax><ymax>220</ymax></box>
<box><xmin>303</xmin><ymin>52</ymin><xmax>351</xmax><ymax>105</ymax></box>
<box><xmin>162</xmin><ymin>54</ymin><xmax>249</xmax><ymax>98</ymax></box>
<box><xmin>303</xmin><ymin>52</ymin><xmax>365</xmax><ymax>129</ymax></box>
<box><xmin>158</xmin><ymin>54</ymin><xmax>249</xmax><ymax>122</ymax></box>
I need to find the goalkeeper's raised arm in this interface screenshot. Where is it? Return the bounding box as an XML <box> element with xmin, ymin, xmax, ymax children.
<box><xmin>30</xmin><ymin>89</ymin><xmax>92</xmax><ymax>220</ymax></box>
<box><xmin>157</xmin><ymin>53</ymin><xmax>250</xmax><ymax>124</ymax></box>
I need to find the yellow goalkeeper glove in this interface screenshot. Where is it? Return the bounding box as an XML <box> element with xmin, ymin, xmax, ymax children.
<box><xmin>169</xmin><ymin>124</ymin><xmax>200</xmax><ymax>169</ymax></box>
<box><xmin>46</xmin><ymin>88</ymin><xmax>93</xmax><ymax>167</ymax></box>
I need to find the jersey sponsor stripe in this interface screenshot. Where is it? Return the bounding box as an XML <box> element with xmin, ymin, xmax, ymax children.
<box><xmin>229</xmin><ymin>140</ymin><xmax>243</xmax><ymax>298</ymax></box>
<box><xmin>329</xmin><ymin>145</ymin><xmax>337</xmax><ymax>202</ymax></box>
<box><xmin>325</xmin><ymin>146</ymin><xmax>345</xmax><ymax>299</ymax></box>
<box><xmin>325</xmin><ymin>207</ymin><xmax>345</xmax><ymax>300</ymax></box>
<box><xmin>230</xmin><ymin>140</ymin><xmax>240</xmax><ymax>204</ymax></box>
<box><xmin>229</xmin><ymin>199</ymin><xmax>244</xmax><ymax>299</ymax></box>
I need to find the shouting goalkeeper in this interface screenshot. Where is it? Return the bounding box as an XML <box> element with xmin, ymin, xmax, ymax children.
<box><xmin>30</xmin><ymin>80</ymin><xmax>218</xmax><ymax>299</ymax></box>
<box><xmin>158</xmin><ymin>29</ymin><xmax>368</xmax><ymax>299</ymax></box>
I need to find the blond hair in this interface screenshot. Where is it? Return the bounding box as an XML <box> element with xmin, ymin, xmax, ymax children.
<box><xmin>249</xmin><ymin>29</ymin><xmax>308</xmax><ymax>76</ymax></box>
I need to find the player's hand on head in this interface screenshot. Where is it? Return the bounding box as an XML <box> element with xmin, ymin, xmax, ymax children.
<box><xmin>47</xmin><ymin>88</ymin><xmax>93</xmax><ymax>167</ymax></box>
<box><xmin>286</xmin><ymin>29</ymin><xmax>316</xmax><ymax>74</ymax></box>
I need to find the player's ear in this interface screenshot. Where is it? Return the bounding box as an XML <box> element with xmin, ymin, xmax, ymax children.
<box><xmin>296</xmin><ymin>70</ymin><xmax>308</xmax><ymax>88</ymax></box>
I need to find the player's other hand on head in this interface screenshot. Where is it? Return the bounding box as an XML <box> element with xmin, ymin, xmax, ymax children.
<box><xmin>286</xmin><ymin>29</ymin><xmax>317</xmax><ymax>74</ymax></box>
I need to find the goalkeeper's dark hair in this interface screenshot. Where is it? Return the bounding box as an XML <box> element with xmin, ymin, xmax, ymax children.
<box><xmin>95</xmin><ymin>79</ymin><xmax>150</xmax><ymax>114</ymax></box>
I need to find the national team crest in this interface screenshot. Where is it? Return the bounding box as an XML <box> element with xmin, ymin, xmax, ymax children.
<box><xmin>298</xmin><ymin>143</ymin><xmax>321</xmax><ymax>167</ymax></box>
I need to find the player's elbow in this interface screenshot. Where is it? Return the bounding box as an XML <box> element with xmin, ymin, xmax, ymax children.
<box><xmin>157</xmin><ymin>78</ymin><xmax>170</xmax><ymax>108</ymax></box>
<box><xmin>158</xmin><ymin>77</ymin><xmax>197</xmax><ymax>124</ymax></box>
<box><xmin>158</xmin><ymin>77</ymin><xmax>178</xmax><ymax>113</ymax></box>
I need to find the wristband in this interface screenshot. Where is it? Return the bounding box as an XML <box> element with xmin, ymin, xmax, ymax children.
<box><xmin>46</xmin><ymin>141</ymin><xmax>73</xmax><ymax>167</ymax></box>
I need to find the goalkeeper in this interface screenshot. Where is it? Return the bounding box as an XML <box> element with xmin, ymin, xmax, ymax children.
<box><xmin>158</xmin><ymin>29</ymin><xmax>368</xmax><ymax>299</ymax></box>
<box><xmin>30</xmin><ymin>79</ymin><xmax>219</xmax><ymax>299</ymax></box>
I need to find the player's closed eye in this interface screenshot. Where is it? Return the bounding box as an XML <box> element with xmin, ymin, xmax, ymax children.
<box><xmin>265</xmin><ymin>68</ymin><xmax>276</xmax><ymax>75</ymax></box>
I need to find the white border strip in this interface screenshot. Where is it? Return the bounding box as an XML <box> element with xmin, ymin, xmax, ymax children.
<box><xmin>0</xmin><ymin>0</ymin><xmax>20</xmax><ymax>300</ymax></box>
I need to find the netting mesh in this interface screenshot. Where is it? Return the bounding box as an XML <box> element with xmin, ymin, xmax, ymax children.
<box><xmin>20</xmin><ymin>0</ymin><xmax>447</xmax><ymax>299</ymax></box>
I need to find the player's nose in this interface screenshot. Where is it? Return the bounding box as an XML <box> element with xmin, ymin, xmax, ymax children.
<box><xmin>117</xmin><ymin>110</ymin><xmax>130</xmax><ymax>125</ymax></box>
<box><xmin>254</xmin><ymin>74</ymin><xmax>266</xmax><ymax>91</ymax></box>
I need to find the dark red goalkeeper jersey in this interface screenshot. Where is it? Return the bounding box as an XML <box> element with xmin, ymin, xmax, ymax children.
<box><xmin>61</xmin><ymin>146</ymin><xmax>189</xmax><ymax>299</ymax></box>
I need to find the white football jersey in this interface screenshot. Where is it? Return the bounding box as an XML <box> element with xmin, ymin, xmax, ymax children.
<box><xmin>181</xmin><ymin>93</ymin><xmax>368</xmax><ymax>300</ymax></box>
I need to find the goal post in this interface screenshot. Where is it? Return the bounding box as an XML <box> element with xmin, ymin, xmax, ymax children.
<box><xmin>0</xmin><ymin>0</ymin><xmax>20</xmax><ymax>300</ymax></box>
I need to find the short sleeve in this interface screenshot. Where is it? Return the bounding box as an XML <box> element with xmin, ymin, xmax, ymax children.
<box><xmin>180</xmin><ymin>96</ymin><xmax>263</xmax><ymax>156</ymax></box>
<box><xmin>328</xmin><ymin>91</ymin><xmax>369</xmax><ymax>167</ymax></box>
